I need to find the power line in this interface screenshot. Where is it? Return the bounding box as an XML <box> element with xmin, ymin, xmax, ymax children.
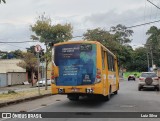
<box><xmin>73</xmin><ymin>19</ymin><xmax>160</xmax><ymax>38</ymax></box>
<box><xmin>147</xmin><ymin>0</ymin><xmax>160</xmax><ymax>10</ymax></box>
<box><xmin>0</xmin><ymin>41</ymin><xmax>39</xmax><ymax>43</ymax></box>
<box><xmin>1</xmin><ymin>19</ymin><xmax>160</xmax><ymax>41</ymax></box>
<box><xmin>126</xmin><ymin>19</ymin><xmax>160</xmax><ymax>29</ymax></box>
<box><xmin>72</xmin><ymin>36</ymin><xmax>83</xmax><ymax>38</ymax></box>
<box><xmin>1</xmin><ymin>43</ymin><xmax>27</xmax><ymax>49</ymax></box>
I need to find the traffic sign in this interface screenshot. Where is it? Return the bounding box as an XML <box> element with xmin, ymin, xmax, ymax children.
<box><xmin>35</xmin><ymin>44</ymin><xmax>41</xmax><ymax>53</ymax></box>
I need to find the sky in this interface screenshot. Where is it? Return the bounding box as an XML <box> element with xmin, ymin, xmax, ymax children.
<box><xmin>0</xmin><ymin>0</ymin><xmax>160</xmax><ymax>51</ymax></box>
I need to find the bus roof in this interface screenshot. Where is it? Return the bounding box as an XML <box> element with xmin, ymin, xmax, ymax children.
<box><xmin>54</xmin><ymin>40</ymin><xmax>116</xmax><ymax>58</ymax></box>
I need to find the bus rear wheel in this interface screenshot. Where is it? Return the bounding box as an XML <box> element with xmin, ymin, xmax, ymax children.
<box><xmin>114</xmin><ymin>90</ymin><xmax>118</xmax><ymax>95</ymax></box>
<box><xmin>67</xmin><ymin>94</ymin><xmax>79</xmax><ymax>101</ymax></box>
<box><xmin>103</xmin><ymin>87</ymin><xmax>111</xmax><ymax>101</ymax></box>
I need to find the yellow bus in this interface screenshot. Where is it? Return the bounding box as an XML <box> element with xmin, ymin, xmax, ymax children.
<box><xmin>51</xmin><ymin>41</ymin><xmax>119</xmax><ymax>101</ymax></box>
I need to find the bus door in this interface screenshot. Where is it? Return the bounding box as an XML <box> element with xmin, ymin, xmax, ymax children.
<box><xmin>107</xmin><ymin>52</ymin><xmax>117</xmax><ymax>92</ymax></box>
<box><xmin>101</xmin><ymin>49</ymin><xmax>107</xmax><ymax>95</ymax></box>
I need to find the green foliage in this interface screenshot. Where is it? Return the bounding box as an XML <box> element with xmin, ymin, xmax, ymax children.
<box><xmin>8</xmin><ymin>90</ymin><xmax>17</xmax><ymax>94</ymax></box>
<box><xmin>123</xmin><ymin>72</ymin><xmax>142</xmax><ymax>79</ymax></box>
<box><xmin>30</xmin><ymin>14</ymin><xmax>73</xmax><ymax>89</ymax></box>
<box><xmin>111</xmin><ymin>24</ymin><xmax>134</xmax><ymax>45</ymax></box>
<box><xmin>0</xmin><ymin>0</ymin><xmax>6</xmax><ymax>4</ymax></box>
<box><xmin>146</xmin><ymin>26</ymin><xmax>160</xmax><ymax>47</ymax></box>
<box><xmin>146</xmin><ymin>26</ymin><xmax>160</xmax><ymax>67</ymax></box>
<box><xmin>126</xmin><ymin>47</ymin><xmax>148</xmax><ymax>72</ymax></box>
<box><xmin>83</xmin><ymin>28</ymin><xmax>113</xmax><ymax>44</ymax></box>
<box><xmin>83</xmin><ymin>25</ymin><xmax>134</xmax><ymax>70</ymax></box>
<box><xmin>31</xmin><ymin>14</ymin><xmax>73</xmax><ymax>45</ymax></box>
<box><xmin>11</xmin><ymin>49</ymin><xmax>23</xmax><ymax>59</ymax></box>
<box><xmin>0</xmin><ymin>50</ymin><xmax>23</xmax><ymax>59</ymax></box>
<box><xmin>30</xmin><ymin>14</ymin><xmax>73</xmax><ymax>66</ymax></box>
<box><xmin>17</xmin><ymin>52</ymin><xmax>37</xmax><ymax>71</ymax></box>
<box><xmin>26</xmin><ymin>46</ymin><xmax>36</xmax><ymax>54</ymax></box>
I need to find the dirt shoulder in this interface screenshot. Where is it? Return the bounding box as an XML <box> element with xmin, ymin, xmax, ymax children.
<box><xmin>0</xmin><ymin>87</ymin><xmax>52</xmax><ymax>108</ymax></box>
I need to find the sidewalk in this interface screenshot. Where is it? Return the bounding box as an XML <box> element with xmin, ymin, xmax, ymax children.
<box><xmin>0</xmin><ymin>84</ymin><xmax>52</xmax><ymax>108</ymax></box>
<box><xmin>0</xmin><ymin>84</ymin><xmax>36</xmax><ymax>94</ymax></box>
<box><xmin>0</xmin><ymin>78</ymin><xmax>124</xmax><ymax>108</ymax></box>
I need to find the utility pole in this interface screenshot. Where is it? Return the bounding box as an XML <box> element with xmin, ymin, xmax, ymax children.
<box><xmin>150</xmin><ymin>46</ymin><xmax>154</xmax><ymax>68</ymax></box>
<box><xmin>35</xmin><ymin>44</ymin><xmax>42</xmax><ymax>95</ymax></box>
<box><xmin>147</xmin><ymin>52</ymin><xmax>150</xmax><ymax>72</ymax></box>
<box><xmin>37</xmin><ymin>52</ymin><xmax>40</xmax><ymax>95</ymax></box>
<box><xmin>45</xmin><ymin>44</ymin><xmax>48</xmax><ymax>90</ymax></box>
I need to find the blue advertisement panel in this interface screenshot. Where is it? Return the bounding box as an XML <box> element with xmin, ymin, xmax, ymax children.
<box><xmin>54</xmin><ymin>43</ymin><xmax>96</xmax><ymax>86</ymax></box>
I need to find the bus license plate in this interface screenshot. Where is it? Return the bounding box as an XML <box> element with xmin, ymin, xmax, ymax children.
<box><xmin>71</xmin><ymin>88</ymin><xmax>80</xmax><ymax>92</ymax></box>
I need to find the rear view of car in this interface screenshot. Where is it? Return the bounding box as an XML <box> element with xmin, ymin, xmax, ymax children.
<box><xmin>128</xmin><ymin>75</ymin><xmax>136</xmax><ymax>81</ymax></box>
<box><xmin>138</xmin><ymin>72</ymin><xmax>160</xmax><ymax>91</ymax></box>
<box><xmin>36</xmin><ymin>78</ymin><xmax>51</xmax><ymax>86</ymax></box>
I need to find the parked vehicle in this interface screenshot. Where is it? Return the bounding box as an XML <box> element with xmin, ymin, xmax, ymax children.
<box><xmin>128</xmin><ymin>75</ymin><xmax>136</xmax><ymax>81</ymax></box>
<box><xmin>36</xmin><ymin>78</ymin><xmax>51</xmax><ymax>86</ymax></box>
<box><xmin>138</xmin><ymin>72</ymin><xmax>160</xmax><ymax>91</ymax></box>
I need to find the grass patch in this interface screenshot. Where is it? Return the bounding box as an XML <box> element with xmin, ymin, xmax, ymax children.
<box><xmin>123</xmin><ymin>72</ymin><xmax>142</xmax><ymax>79</ymax></box>
<box><xmin>8</xmin><ymin>90</ymin><xmax>17</xmax><ymax>94</ymax></box>
<box><xmin>0</xmin><ymin>87</ymin><xmax>51</xmax><ymax>103</ymax></box>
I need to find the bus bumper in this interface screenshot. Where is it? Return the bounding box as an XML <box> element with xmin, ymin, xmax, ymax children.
<box><xmin>51</xmin><ymin>84</ymin><xmax>104</xmax><ymax>95</ymax></box>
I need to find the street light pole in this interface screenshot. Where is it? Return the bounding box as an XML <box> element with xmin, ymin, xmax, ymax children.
<box><xmin>37</xmin><ymin>52</ymin><xmax>40</xmax><ymax>95</ymax></box>
<box><xmin>150</xmin><ymin>46</ymin><xmax>154</xmax><ymax>68</ymax></box>
<box><xmin>147</xmin><ymin>52</ymin><xmax>150</xmax><ymax>72</ymax></box>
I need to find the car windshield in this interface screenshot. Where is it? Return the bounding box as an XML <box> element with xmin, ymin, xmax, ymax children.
<box><xmin>129</xmin><ymin>75</ymin><xmax>134</xmax><ymax>77</ymax></box>
<box><xmin>141</xmin><ymin>73</ymin><xmax>157</xmax><ymax>78</ymax></box>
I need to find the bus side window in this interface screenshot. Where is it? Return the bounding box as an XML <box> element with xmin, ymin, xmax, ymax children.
<box><xmin>107</xmin><ymin>52</ymin><xmax>115</xmax><ymax>71</ymax></box>
<box><xmin>101</xmin><ymin>48</ymin><xmax>105</xmax><ymax>70</ymax></box>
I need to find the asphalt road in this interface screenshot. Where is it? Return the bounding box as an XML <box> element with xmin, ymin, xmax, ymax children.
<box><xmin>1</xmin><ymin>79</ymin><xmax>160</xmax><ymax>121</ymax></box>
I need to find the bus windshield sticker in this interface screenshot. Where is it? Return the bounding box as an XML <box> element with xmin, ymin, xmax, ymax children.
<box><xmin>54</xmin><ymin>44</ymin><xmax>96</xmax><ymax>86</ymax></box>
<box><xmin>80</xmin><ymin>44</ymin><xmax>92</xmax><ymax>51</ymax></box>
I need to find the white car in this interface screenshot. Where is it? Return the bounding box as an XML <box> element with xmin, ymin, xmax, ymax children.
<box><xmin>138</xmin><ymin>72</ymin><xmax>160</xmax><ymax>91</ymax></box>
<box><xmin>36</xmin><ymin>78</ymin><xmax>51</xmax><ymax>86</ymax></box>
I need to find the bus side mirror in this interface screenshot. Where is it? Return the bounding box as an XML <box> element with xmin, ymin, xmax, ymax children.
<box><xmin>53</xmin><ymin>66</ymin><xmax>59</xmax><ymax>77</ymax></box>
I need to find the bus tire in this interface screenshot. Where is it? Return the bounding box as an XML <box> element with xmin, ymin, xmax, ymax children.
<box><xmin>138</xmin><ymin>86</ymin><xmax>142</xmax><ymax>91</ymax></box>
<box><xmin>114</xmin><ymin>83</ymin><xmax>119</xmax><ymax>95</ymax></box>
<box><xmin>103</xmin><ymin>87</ymin><xmax>111</xmax><ymax>101</ymax></box>
<box><xmin>67</xmin><ymin>94</ymin><xmax>79</xmax><ymax>101</ymax></box>
<box><xmin>114</xmin><ymin>90</ymin><xmax>118</xmax><ymax>95</ymax></box>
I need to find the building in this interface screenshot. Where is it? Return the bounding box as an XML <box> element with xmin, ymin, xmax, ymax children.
<box><xmin>0</xmin><ymin>59</ymin><xmax>27</xmax><ymax>87</ymax></box>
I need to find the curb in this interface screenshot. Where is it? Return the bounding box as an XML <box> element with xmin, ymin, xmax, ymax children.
<box><xmin>0</xmin><ymin>93</ymin><xmax>52</xmax><ymax>108</ymax></box>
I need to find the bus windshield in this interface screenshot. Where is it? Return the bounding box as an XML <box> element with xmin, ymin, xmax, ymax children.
<box><xmin>54</xmin><ymin>43</ymin><xmax>96</xmax><ymax>86</ymax></box>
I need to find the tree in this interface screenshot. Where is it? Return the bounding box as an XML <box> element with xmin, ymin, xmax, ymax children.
<box><xmin>0</xmin><ymin>0</ymin><xmax>6</xmax><ymax>4</ymax></box>
<box><xmin>0</xmin><ymin>50</ymin><xmax>7</xmax><ymax>59</ymax></box>
<box><xmin>31</xmin><ymin>14</ymin><xmax>73</xmax><ymax>90</ymax></box>
<box><xmin>146</xmin><ymin>26</ymin><xmax>160</xmax><ymax>50</ymax></box>
<box><xmin>83</xmin><ymin>28</ymin><xmax>113</xmax><ymax>44</ymax></box>
<box><xmin>0</xmin><ymin>50</ymin><xmax>23</xmax><ymax>59</ymax></box>
<box><xmin>26</xmin><ymin>46</ymin><xmax>36</xmax><ymax>54</ymax></box>
<box><xmin>130</xmin><ymin>47</ymin><xmax>148</xmax><ymax>72</ymax></box>
<box><xmin>11</xmin><ymin>49</ymin><xmax>23</xmax><ymax>59</ymax></box>
<box><xmin>146</xmin><ymin>26</ymin><xmax>160</xmax><ymax>67</ymax></box>
<box><xmin>17</xmin><ymin>52</ymin><xmax>37</xmax><ymax>86</ymax></box>
<box><xmin>111</xmin><ymin>24</ymin><xmax>133</xmax><ymax>45</ymax></box>
<box><xmin>83</xmin><ymin>25</ymin><xmax>134</xmax><ymax>70</ymax></box>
